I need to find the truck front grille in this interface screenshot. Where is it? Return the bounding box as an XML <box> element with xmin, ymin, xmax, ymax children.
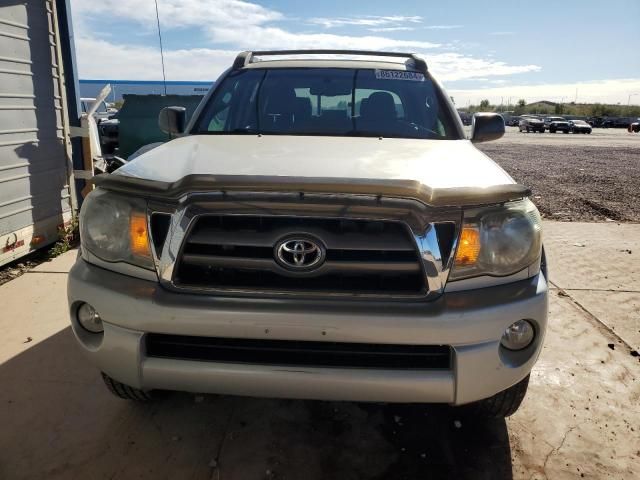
<box><xmin>146</xmin><ymin>334</ymin><xmax>452</xmax><ymax>370</ymax></box>
<box><xmin>173</xmin><ymin>215</ymin><xmax>424</xmax><ymax>296</ymax></box>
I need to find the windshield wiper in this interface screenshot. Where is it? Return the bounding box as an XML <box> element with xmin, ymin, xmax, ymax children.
<box><xmin>195</xmin><ymin>127</ymin><xmax>260</xmax><ymax>135</ymax></box>
<box><xmin>229</xmin><ymin>127</ymin><xmax>260</xmax><ymax>134</ymax></box>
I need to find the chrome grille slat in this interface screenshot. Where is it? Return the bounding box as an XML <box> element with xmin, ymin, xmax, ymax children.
<box><xmin>181</xmin><ymin>253</ymin><xmax>421</xmax><ymax>276</ymax></box>
<box><xmin>186</xmin><ymin>226</ymin><xmax>416</xmax><ymax>251</ymax></box>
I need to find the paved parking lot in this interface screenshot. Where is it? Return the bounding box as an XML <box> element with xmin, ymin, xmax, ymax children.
<box><xmin>1</xmin><ymin>221</ymin><xmax>638</xmax><ymax>480</ymax></box>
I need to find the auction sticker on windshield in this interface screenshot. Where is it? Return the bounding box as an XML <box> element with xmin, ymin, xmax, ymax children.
<box><xmin>375</xmin><ymin>70</ymin><xmax>425</xmax><ymax>81</ymax></box>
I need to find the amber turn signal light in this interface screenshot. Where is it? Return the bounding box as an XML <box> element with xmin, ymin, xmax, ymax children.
<box><xmin>454</xmin><ymin>227</ymin><xmax>481</xmax><ymax>266</ymax></box>
<box><xmin>129</xmin><ymin>212</ymin><xmax>150</xmax><ymax>257</ymax></box>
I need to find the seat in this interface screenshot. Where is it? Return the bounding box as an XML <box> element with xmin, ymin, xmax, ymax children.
<box><xmin>317</xmin><ymin>109</ymin><xmax>351</xmax><ymax>133</ymax></box>
<box><xmin>293</xmin><ymin>97</ymin><xmax>312</xmax><ymax>130</ymax></box>
<box><xmin>261</xmin><ymin>87</ymin><xmax>297</xmax><ymax>131</ymax></box>
<box><xmin>357</xmin><ymin>92</ymin><xmax>399</xmax><ymax>133</ymax></box>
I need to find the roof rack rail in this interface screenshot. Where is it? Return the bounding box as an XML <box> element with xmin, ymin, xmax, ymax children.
<box><xmin>232</xmin><ymin>50</ymin><xmax>427</xmax><ymax>72</ymax></box>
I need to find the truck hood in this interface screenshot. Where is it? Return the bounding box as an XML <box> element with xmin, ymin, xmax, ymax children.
<box><xmin>104</xmin><ymin>135</ymin><xmax>527</xmax><ymax>207</ymax></box>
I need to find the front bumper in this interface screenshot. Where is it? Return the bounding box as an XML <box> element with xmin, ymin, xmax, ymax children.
<box><xmin>67</xmin><ymin>259</ymin><xmax>548</xmax><ymax>405</ymax></box>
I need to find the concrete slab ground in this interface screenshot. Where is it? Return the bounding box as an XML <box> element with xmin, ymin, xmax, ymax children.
<box><xmin>0</xmin><ymin>223</ymin><xmax>638</xmax><ymax>480</ymax></box>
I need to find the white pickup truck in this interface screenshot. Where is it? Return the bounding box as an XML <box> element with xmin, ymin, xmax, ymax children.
<box><xmin>68</xmin><ymin>50</ymin><xmax>547</xmax><ymax>418</ymax></box>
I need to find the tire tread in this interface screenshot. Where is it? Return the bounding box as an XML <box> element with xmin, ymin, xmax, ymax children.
<box><xmin>101</xmin><ymin>373</ymin><xmax>152</xmax><ymax>402</ymax></box>
<box><xmin>465</xmin><ymin>374</ymin><xmax>530</xmax><ymax>418</ymax></box>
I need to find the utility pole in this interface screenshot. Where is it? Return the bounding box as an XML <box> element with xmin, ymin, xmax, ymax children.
<box><xmin>628</xmin><ymin>93</ymin><xmax>639</xmax><ymax>106</ymax></box>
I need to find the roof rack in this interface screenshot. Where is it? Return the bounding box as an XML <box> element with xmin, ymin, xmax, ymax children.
<box><xmin>232</xmin><ymin>50</ymin><xmax>427</xmax><ymax>72</ymax></box>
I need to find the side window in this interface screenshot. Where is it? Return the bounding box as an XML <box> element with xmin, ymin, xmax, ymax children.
<box><xmin>197</xmin><ymin>70</ymin><xmax>263</xmax><ymax>133</ymax></box>
<box><xmin>207</xmin><ymin>92</ymin><xmax>233</xmax><ymax>131</ymax></box>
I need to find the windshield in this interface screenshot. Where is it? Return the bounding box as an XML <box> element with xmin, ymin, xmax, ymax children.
<box><xmin>193</xmin><ymin>68</ymin><xmax>460</xmax><ymax>139</ymax></box>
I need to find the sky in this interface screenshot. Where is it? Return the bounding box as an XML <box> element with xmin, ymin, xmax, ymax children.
<box><xmin>69</xmin><ymin>0</ymin><xmax>640</xmax><ymax>106</ymax></box>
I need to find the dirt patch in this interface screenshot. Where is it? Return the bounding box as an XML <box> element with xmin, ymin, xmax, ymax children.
<box><xmin>478</xmin><ymin>144</ymin><xmax>640</xmax><ymax>222</ymax></box>
<box><xmin>0</xmin><ymin>250</ymin><xmax>51</xmax><ymax>287</ymax></box>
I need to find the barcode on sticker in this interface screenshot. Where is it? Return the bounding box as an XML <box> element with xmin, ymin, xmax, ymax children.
<box><xmin>375</xmin><ymin>70</ymin><xmax>425</xmax><ymax>81</ymax></box>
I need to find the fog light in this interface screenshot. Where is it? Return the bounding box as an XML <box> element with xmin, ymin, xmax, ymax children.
<box><xmin>501</xmin><ymin>320</ymin><xmax>534</xmax><ymax>351</ymax></box>
<box><xmin>77</xmin><ymin>303</ymin><xmax>103</xmax><ymax>333</ymax></box>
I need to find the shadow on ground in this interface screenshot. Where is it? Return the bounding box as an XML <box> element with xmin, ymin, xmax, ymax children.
<box><xmin>0</xmin><ymin>328</ymin><xmax>512</xmax><ymax>480</ymax></box>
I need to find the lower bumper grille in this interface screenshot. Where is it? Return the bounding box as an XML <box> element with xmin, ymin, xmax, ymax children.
<box><xmin>146</xmin><ymin>334</ymin><xmax>452</xmax><ymax>370</ymax></box>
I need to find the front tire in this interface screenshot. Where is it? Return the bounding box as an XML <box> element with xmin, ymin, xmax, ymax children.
<box><xmin>102</xmin><ymin>372</ymin><xmax>153</xmax><ymax>401</ymax></box>
<box><xmin>463</xmin><ymin>374</ymin><xmax>530</xmax><ymax>418</ymax></box>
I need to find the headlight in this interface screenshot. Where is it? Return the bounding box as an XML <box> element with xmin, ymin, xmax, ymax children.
<box><xmin>449</xmin><ymin>199</ymin><xmax>542</xmax><ymax>280</ymax></box>
<box><xmin>80</xmin><ymin>189</ymin><xmax>154</xmax><ymax>270</ymax></box>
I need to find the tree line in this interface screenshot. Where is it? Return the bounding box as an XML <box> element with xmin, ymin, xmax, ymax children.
<box><xmin>458</xmin><ymin>99</ymin><xmax>640</xmax><ymax>117</ymax></box>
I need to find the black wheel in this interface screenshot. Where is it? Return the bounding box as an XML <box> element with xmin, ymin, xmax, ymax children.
<box><xmin>462</xmin><ymin>374</ymin><xmax>530</xmax><ymax>418</ymax></box>
<box><xmin>550</xmin><ymin>128</ymin><xmax>555</xmax><ymax>133</ymax></box>
<box><xmin>563</xmin><ymin>130</ymin><xmax>569</xmax><ymax>134</ymax></box>
<box><xmin>101</xmin><ymin>372</ymin><xmax>153</xmax><ymax>401</ymax></box>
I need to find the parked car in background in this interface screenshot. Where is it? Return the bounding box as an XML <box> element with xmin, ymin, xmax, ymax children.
<box><xmin>509</xmin><ymin>116</ymin><xmax>521</xmax><ymax>127</ymax></box>
<box><xmin>98</xmin><ymin>117</ymin><xmax>120</xmax><ymax>154</ymax></box>
<box><xmin>544</xmin><ymin>116</ymin><xmax>570</xmax><ymax>133</ymax></box>
<box><xmin>81</xmin><ymin>97</ymin><xmax>116</xmax><ymax>122</ymax></box>
<box><xmin>68</xmin><ymin>49</ymin><xmax>547</xmax><ymax>419</ymax></box>
<box><xmin>458</xmin><ymin>110</ymin><xmax>472</xmax><ymax>126</ymax></box>
<box><xmin>569</xmin><ymin>120</ymin><xmax>592</xmax><ymax>134</ymax></box>
<box><xmin>519</xmin><ymin>115</ymin><xmax>545</xmax><ymax>133</ymax></box>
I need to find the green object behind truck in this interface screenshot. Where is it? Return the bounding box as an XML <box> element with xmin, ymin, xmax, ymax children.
<box><xmin>116</xmin><ymin>94</ymin><xmax>204</xmax><ymax>159</ymax></box>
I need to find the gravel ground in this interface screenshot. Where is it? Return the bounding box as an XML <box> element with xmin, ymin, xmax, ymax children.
<box><xmin>478</xmin><ymin>128</ymin><xmax>640</xmax><ymax>222</ymax></box>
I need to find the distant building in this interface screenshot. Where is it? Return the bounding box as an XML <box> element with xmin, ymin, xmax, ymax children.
<box><xmin>79</xmin><ymin>80</ymin><xmax>214</xmax><ymax>102</ymax></box>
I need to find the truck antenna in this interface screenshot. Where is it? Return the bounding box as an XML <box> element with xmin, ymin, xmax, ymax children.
<box><xmin>154</xmin><ymin>0</ymin><xmax>167</xmax><ymax>95</ymax></box>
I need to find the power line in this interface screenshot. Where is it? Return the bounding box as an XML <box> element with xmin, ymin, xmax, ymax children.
<box><xmin>154</xmin><ymin>0</ymin><xmax>167</xmax><ymax>95</ymax></box>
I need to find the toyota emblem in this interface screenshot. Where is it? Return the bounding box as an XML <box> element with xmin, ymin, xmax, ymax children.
<box><xmin>275</xmin><ymin>237</ymin><xmax>325</xmax><ymax>270</ymax></box>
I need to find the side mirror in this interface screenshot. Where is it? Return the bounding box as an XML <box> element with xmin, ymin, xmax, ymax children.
<box><xmin>470</xmin><ymin>112</ymin><xmax>505</xmax><ymax>143</ymax></box>
<box><xmin>158</xmin><ymin>106</ymin><xmax>186</xmax><ymax>135</ymax></box>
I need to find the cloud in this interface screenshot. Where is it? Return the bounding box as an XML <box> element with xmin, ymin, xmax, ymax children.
<box><xmin>71</xmin><ymin>0</ymin><xmax>439</xmax><ymax>51</ymax></box>
<box><xmin>425</xmin><ymin>25</ymin><xmax>464</xmax><ymax>30</ymax></box>
<box><xmin>308</xmin><ymin>15</ymin><xmax>422</xmax><ymax>29</ymax></box>
<box><xmin>489</xmin><ymin>31</ymin><xmax>515</xmax><ymax>36</ymax></box>
<box><xmin>75</xmin><ymin>36</ymin><xmax>236</xmax><ymax>81</ymax></box>
<box><xmin>448</xmin><ymin>78</ymin><xmax>640</xmax><ymax>105</ymax></box>
<box><xmin>71</xmin><ymin>0</ymin><xmax>282</xmax><ymax>30</ymax></box>
<box><xmin>209</xmin><ymin>27</ymin><xmax>440</xmax><ymax>50</ymax></box>
<box><xmin>70</xmin><ymin>0</ymin><xmax>540</xmax><ymax>84</ymax></box>
<box><xmin>426</xmin><ymin>53</ymin><xmax>540</xmax><ymax>81</ymax></box>
<box><xmin>368</xmin><ymin>27</ymin><xmax>416</xmax><ymax>32</ymax></box>
<box><xmin>75</xmin><ymin>35</ymin><xmax>540</xmax><ymax>84</ymax></box>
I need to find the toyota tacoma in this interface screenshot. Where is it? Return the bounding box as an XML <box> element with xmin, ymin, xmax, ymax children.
<box><xmin>68</xmin><ymin>50</ymin><xmax>547</xmax><ymax>417</ymax></box>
